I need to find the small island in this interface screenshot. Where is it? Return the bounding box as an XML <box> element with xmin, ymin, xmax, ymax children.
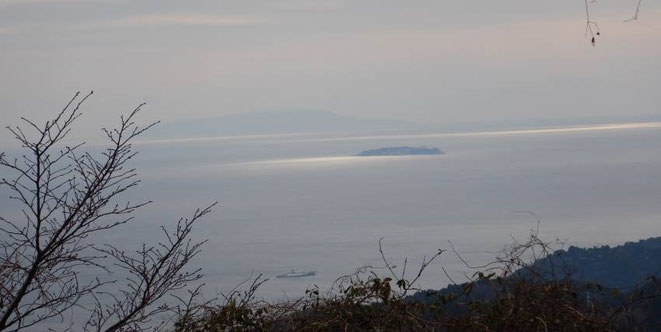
<box><xmin>357</xmin><ymin>146</ymin><xmax>444</xmax><ymax>157</ymax></box>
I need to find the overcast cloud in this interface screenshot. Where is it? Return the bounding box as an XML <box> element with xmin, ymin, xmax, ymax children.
<box><xmin>1</xmin><ymin>0</ymin><xmax>659</xmax><ymax>140</ymax></box>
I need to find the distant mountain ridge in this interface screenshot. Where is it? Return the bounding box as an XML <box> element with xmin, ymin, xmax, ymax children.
<box><xmin>357</xmin><ymin>146</ymin><xmax>443</xmax><ymax>156</ymax></box>
<box><xmin>145</xmin><ymin>109</ymin><xmax>661</xmax><ymax>141</ymax></box>
<box><xmin>528</xmin><ymin>237</ymin><xmax>661</xmax><ymax>289</ymax></box>
<box><xmin>419</xmin><ymin>237</ymin><xmax>661</xmax><ymax>298</ymax></box>
<box><xmin>146</xmin><ymin>109</ymin><xmax>416</xmax><ymax>139</ymax></box>
<box><xmin>406</xmin><ymin>236</ymin><xmax>661</xmax><ymax>328</ymax></box>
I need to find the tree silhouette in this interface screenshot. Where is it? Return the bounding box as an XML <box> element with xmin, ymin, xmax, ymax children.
<box><xmin>0</xmin><ymin>92</ymin><xmax>214</xmax><ymax>331</ymax></box>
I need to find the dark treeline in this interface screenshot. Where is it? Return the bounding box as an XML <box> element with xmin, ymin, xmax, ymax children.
<box><xmin>176</xmin><ymin>235</ymin><xmax>661</xmax><ymax>331</ymax></box>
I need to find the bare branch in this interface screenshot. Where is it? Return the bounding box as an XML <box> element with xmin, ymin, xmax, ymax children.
<box><xmin>0</xmin><ymin>93</ymin><xmax>208</xmax><ymax>332</ymax></box>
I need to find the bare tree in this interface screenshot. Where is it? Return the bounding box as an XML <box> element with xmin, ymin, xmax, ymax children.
<box><xmin>584</xmin><ymin>0</ymin><xmax>644</xmax><ymax>46</ymax></box>
<box><xmin>0</xmin><ymin>92</ymin><xmax>213</xmax><ymax>331</ymax></box>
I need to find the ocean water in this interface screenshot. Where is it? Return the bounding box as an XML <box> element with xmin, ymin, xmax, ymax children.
<box><xmin>120</xmin><ymin>124</ymin><xmax>661</xmax><ymax>300</ymax></box>
<box><xmin>2</xmin><ymin>123</ymin><xmax>661</xmax><ymax>327</ymax></box>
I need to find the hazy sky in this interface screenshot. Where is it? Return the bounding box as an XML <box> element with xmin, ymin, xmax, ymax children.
<box><xmin>1</xmin><ymin>0</ymin><xmax>660</xmax><ymax>140</ymax></box>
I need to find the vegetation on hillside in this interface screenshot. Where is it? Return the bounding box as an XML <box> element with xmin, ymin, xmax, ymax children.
<box><xmin>173</xmin><ymin>233</ymin><xmax>661</xmax><ymax>331</ymax></box>
<box><xmin>530</xmin><ymin>237</ymin><xmax>661</xmax><ymax>289</ymax></box>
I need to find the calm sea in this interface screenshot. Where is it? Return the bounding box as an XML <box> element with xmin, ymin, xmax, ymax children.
<box><xmin>2</xmin><ymin>123</ymin><xmax>661</xmax><ymax>328</ymax></box>
<box><xmin>123</xmin><ymin>124</ymin><xmax>661</xmax><ymax>300</ymax></box>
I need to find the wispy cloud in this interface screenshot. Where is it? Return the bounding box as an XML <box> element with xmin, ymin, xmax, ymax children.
<box><xmin>0</xmin><ymin>0</ymin><xmax>102</xmax><ymax>8</ymax></box>
<box><xmin>0</xmin><ymin>13</ymin><xmax>267</xmax><ymax>36</ymax></box>
<box><xmin>270</xmin><ymin>0</ymin><xmax>351</xmax><ymax>13</ymax></box>
<box><xmin>106</xmin><ymin>14</ymin><xmax>269</xmax><ymax>28</ymax></box>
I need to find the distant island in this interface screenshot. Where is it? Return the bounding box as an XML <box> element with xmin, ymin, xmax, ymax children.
<box><xmin>357</xmin><ymin>146</ymin><xmax>444</xmax><ymax>157</ymax></box>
